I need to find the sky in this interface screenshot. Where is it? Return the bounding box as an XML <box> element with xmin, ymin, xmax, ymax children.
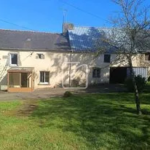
<box><xmin>0</xmin><ymin>0</ymin><xmax>149</xmax><ymax>33</ymax></box>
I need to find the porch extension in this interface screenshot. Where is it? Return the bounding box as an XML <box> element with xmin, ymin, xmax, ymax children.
<box><xmin>7</xmin><ymin>67</ymin><xmax>34</xmax><ymax>92</ymax></box>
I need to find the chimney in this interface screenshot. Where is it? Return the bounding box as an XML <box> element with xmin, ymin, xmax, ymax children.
<box><xmin>62</xmin><ymin>23</ymin><xmax>74</xmax><ymax>34</ymax></box>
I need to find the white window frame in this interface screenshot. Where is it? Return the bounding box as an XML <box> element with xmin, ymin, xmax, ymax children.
<box><xmin>93</xmin><ymin>68</ymin><xmax>101</xmax><ymax>78</ymax></box>
<box><xmin>37</xmin><ymin>53</ymin><xmax>44</xmax><ymax>59</ymax></box>
<box><xmin>9</xmin><ymin>53</ymin><xmax>18</xmax><ymax>66</ymax></box>
<box><xmin>39</xmin><ymin>71</ymin><xmax>49</xmax><ymax>84</ymax></box>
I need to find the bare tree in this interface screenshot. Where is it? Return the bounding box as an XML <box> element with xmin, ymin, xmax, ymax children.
<box><xmin>97</xmin><ymin>0</ymin><xmax>150</xmax><ymax>115</ymax></box>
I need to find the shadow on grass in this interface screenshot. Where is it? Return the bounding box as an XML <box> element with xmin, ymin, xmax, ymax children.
<box><xmin>31</xmin><ymin>93</ymin><xmax>150</xmax><ymax>149</ymax></box>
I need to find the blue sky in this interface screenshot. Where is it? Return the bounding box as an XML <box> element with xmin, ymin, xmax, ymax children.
<box><xmin>0</xmin><ymin>0</ymin><xmax>149</xmax><ymax>33</ymax></box>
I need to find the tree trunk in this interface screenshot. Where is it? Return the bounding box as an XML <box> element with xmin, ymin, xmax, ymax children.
<box><xmin>128</xmin><ymin>56</ymin><xmax>142</xmax><ymax>115</ymax></box>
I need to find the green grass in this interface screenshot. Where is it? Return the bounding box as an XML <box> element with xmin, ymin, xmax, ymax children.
<box><xmin>0</xmin><ymin>94</ymin><xmax>150</xmax><ymax>150</ymax></box>
<box><xmin>144</xmin><ymin>82</ymin><xmax>150</xmax><ymax>93</ymax></box>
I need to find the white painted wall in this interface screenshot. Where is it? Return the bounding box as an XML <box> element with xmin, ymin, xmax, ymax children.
<box><xmin>0</xmin><ymin>50</ymin><xmax>141</xmax><ymax>90</ymax></box>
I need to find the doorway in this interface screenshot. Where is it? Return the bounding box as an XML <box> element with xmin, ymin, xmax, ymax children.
<box><xmin>21</xmin><ymin>73</ymin><xmax>28</xmax><ymax>87</ymax></box>
<box><xmin>110</xmin><ymin>67</ymin><xmax>127</xmax><ymax>84</ymax></box>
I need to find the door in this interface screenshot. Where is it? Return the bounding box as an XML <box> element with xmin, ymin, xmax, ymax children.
<box><xmin>110</xmin><ymin>67</ymin><xmax>127</xmax><ymax>84</ymax></box>
<box><xmin>21</xmin><ymin>73</ymin><xmax>28</xmax><ymax>87</ymax></box>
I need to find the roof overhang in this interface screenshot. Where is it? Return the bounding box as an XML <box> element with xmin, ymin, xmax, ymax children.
<box><xmin>7</xmin><ymin>67</ymin><xmax>34</xmax><ymax>73</ymax></box>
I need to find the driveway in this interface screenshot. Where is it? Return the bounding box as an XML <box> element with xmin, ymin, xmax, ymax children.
<box><xmin>0</xmin><ymin>84</ymin><xmax>126</xmax><ymax>101</ymax></box>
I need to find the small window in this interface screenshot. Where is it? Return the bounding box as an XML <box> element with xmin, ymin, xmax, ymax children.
<box><xmin>145</xmin><ymin>53</ymin><xmax>150</xmax><ymax>61</ymax></box>
<box><xmin>10</xmin><ymin>53</ymin><xmax>18</xmax><ymax>66</ymax></box>
<box><xmin>93</xmin><ymin>68</ymin><xmax>101</xmax><ymax>78</ymax></box>
<box><xmin>40</xmin><ymin>71</ymin><xmax>49</xmax><ymax>84</ymax></box>
<box><xmin>104</xmin><ymin>54</ymin><xmax>110</xmax><ymax>63</ymax></box>
<box><xmin>37</xmin><ymin>54</ymin><xmax>45</xmax><ymax>59</ymax></box>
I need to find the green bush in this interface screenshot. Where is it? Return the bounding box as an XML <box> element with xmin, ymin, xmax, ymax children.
<box><xmin>148</xmin><ymin>76</ymin><xmax>150</xmax><ymax>81</ymax></box>
<box><xmin>124</xmin><ymin>75</ymin><xmax>146</xmax><ymax>93</ymax></box>
<box><xmin>63</xmin><ymin>91</ymin><xmax>72</xmax><ymax>98</ymax></box>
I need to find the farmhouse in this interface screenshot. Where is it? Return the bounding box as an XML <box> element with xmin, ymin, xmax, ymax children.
<box><xmin>0</xmin><ymin>23</ymin><xmax>148</xmax><ymax>92</ymax></box>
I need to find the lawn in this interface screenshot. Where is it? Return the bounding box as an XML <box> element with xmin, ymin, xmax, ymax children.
<box><xmin>0</xmin><ymin>93</ymin><xmax>150</xmax><ymax>150</ymax></box>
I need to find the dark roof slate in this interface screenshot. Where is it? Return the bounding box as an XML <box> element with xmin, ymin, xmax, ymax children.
<box><xmin>0</xmin><ymin>29</ymin><xmax>70</xmax><ymax>51</ymax></box>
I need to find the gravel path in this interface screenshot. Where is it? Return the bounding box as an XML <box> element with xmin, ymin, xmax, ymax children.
<box><xmin>0</xmin><ymin>84</ymin><xmax>126</xmax><ymax>101</ymax></box>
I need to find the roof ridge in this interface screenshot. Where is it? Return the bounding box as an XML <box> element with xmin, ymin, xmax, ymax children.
<box><xmin>0</xmin><ymin>28</ymin><xmax>60</xmax><ymax>35</ymax></box>
<box><xmin>73</xmin><ymin>25</ymin><xmax>113</xmax><ymax>30</ymax></box>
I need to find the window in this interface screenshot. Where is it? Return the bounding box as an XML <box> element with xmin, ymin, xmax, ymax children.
<box><xmin>10</xmin><ymin>53</ymin><xmax>18</xmax><ymax>66</ymax></box>
<box><xmin>37</xmin><ymin>54</ymin><xmax>45</xmax><ymax>59</ymax></box>
<box><xmin>145</xmin><ymin>53</ymin><xmax>150</xmax><ymax>61</ymax></box>
<box><xmin>93</xmin><ymin>68</ymin><xmax>101</xmax><ymax>78</ymax></box>
<box><xmin>40</xmin><ymin>71</ymin><xmax>49</xmax><ymax>84</ymax></box>
<box><xmin>104</xmin><ymin>54</ymin><xmax>110</xmax><ymax>63</ymax></box>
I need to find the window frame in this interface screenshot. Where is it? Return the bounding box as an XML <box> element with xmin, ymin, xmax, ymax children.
<box><xmin>37</xmin><ymin>53</ymin><xmax>45</xmax><ymax>59</ymax></box>
<box><xmin>145</xmin><ymin>53</ymin><xmax>150</xmax><ymax>61</ymax></box>
<box><xmin>92</xmin><ymin>68</ymin><xmax>101</xmax><ymax>78</ymax></box>
<box><xmin>104</xmin><ymin>54</ymin><xmax>111</xmax><ymax>63</ymax></box>
<box><xmin>9</xmin><ymin>53</ymin><xmax>18</xmax><ymax>66</ymax></box>
<box><xmin>39</xmin><ymin>71</ymin><xmax>50</xmax><ymax>84</ymax></box>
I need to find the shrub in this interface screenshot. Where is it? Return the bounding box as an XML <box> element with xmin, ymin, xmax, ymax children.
<box><xmin>124</xmin><ymin>75</ymin><xmax>146</xmax><ymax>93</ymax></box>
<box><xmin>63</xmin><ymin>91</ymin><xmax>72</xmax><ymax>98</ymax></box>
<box><xmin>148</xmin><ymin>76</ymin><xmax>150</xmax><ymax>81</ymax></box>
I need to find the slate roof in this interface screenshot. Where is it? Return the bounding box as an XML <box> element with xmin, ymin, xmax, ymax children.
<box><xmin>68</xmin><ymin>26</ymin><xmax>150</xmax><ymax>53</ymax></box>
<box><xmin>68</xmin><ymin>26</ymin><xmax>112</xmax><ymax>52</ymax></box>
<box><xmin>0</xmin><ymin>29</ymin><xmax>70</xmax><ymax>51</ymax></box>
<box><xmin>68</xmin><ymin>26</ymin><xmax>126</xmax><ymax>53</ymax></box>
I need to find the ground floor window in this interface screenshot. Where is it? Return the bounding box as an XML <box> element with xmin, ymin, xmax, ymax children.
<box><xmin>93</xmin><ymin>68</ymin><xmax>101</xmax><ymax>78</ymax></box>
<box><xmin>40</xmin><ymin>71</ymin><xmax>49</xmax><ymax>84</ymax></box>
<box><xmin>9</xmin><ymin>73</ymin><xmax>30</xmax><ymax>88</ymax></box>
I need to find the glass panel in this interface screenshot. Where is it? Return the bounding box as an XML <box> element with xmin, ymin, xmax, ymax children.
<box><xmin>45</xmin><ymin>72</ymin><xmax>49</xmax><ymax>83</ymax></box>
<box><xmin>38</xmin><ymin>54</ymin><xmax>42</xmax><ymax>59</ymax></box>
<box><xmin>21</xmin><ymin>73</ymin><xmax>28</xmax><ymax>87</ymax></box>
<box><xmin>97</xmin><ymin>69</ymin><xmax>100</xmax><ymax>78</ymax></box>
<box><xmin>93</xmin><ymin>69</ymin><xmax>96</xmax><ymax>77</ymax></box>
<box><xmin>104</xmin><ymin>54</ymin><xmax>110</xmax><ymax>63</ymax></box>
<box><xmin>40</xmin><ymin>72</ymin><xmax>49</xmax><ymax>83</ymax></box>
<box><xmin>40</xmin><ymin>72</ymin><xmax>44</xmax><ymax>82</ymax></box>
<box><xmin>93</xmin><ymin>68</ymin><xmax>100</xmax><ymax>78</ymax></box>
<box><xmin>9</xmin><ymin>73</ymin><xmax>20</xmax><ymax>88</ymax></box>
<box><xmin>11</xmin><ymin>54</ymin><xmax>18</xmax><ymax>65</ymax></box>
<box><xmin>38</xmin><ymin>54</ymin><xmax>44</xmax><ymax>59</ymax></box>
<box><xmin>145</xmin><ymin>54</ymin><xmax>150</xmax><ymax>61</ymax></box>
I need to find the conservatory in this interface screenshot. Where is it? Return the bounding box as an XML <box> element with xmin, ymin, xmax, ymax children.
<box><xmin>7</xmin><ymin>67</ymin><xmax>34</xmax><ymax>92</ymax></box>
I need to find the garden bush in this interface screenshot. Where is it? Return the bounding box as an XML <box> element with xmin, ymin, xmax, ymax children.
<box><xmin>63</xmin><ymin>91</ymin><xmax>72</xmax><ymax>98</ymax></box>
<box><xmin>124</xmin><ymin>75</ymin><xmax>146</xmax><ymax>92</ymax></box>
